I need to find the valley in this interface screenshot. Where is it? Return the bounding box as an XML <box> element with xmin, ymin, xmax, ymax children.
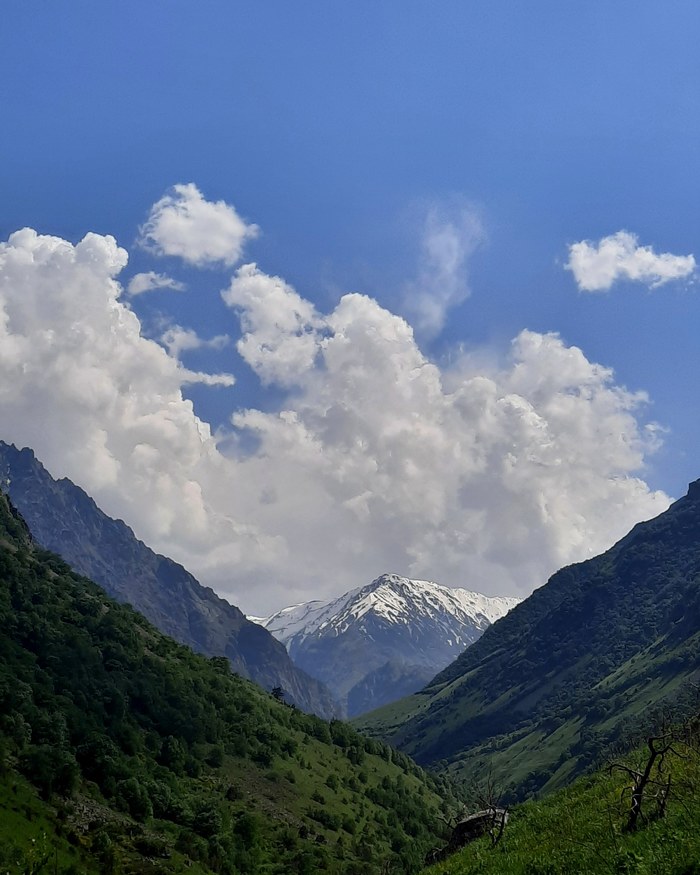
<box><xmin>3</xmin><ymin>8</ymin><xmax>699</xmax><ymax>872</ymax></box>
<box><xmin>2</xmin><ymin>442</ymin><xmax>700</xmax><ymax>873</ymax></box>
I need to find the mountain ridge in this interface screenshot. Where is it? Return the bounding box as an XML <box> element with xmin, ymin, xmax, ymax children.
<box><xmin>0</xmin><ymin>440</ymin><xmax>339</xmax><ymax>718</ymax></box>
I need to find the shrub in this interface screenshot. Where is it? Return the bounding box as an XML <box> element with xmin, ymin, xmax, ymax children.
<box><xmin>115</xmin><ymin>777</ymin><xmax>153</xmax><ymax>821</ymax></box>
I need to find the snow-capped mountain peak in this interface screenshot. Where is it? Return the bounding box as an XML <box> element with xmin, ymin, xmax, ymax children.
<box><xmin>337</xmin><ymin>572</ymin><xmax>516</xmax><ymax>628</ymax></box>
<box><xmin>256</xmin><ymin>573</ymin><xmax>517</xmax><ymax>646</ymax></box>
<box><xmin>250</xmin><ymin>574</ymin><xmax>519</xmax><ymax>716</ymax></box>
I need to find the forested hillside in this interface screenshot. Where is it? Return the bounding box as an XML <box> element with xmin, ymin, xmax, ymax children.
<box><xmin>0</xmin><ymin>491</ymin><xmax>454</xmax><ymax>873</ymax></box>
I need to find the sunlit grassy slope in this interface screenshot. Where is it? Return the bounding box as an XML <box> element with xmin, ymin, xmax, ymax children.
<box><xmin>423</xmin><ymin>730</ymin><xmax>700</xmax><ymax>875</ymax></box>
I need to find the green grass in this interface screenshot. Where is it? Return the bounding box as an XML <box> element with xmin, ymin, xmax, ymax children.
<box><xmin>360</xmin><ymin>629</ymin><xmax>700</xmax><ymax>808</ymax></box>
<box><xmin>423</xmin><ymin>735</ymin><xmax>700</xmax><ymax>875</ymax></box>
<box><xmin>0</xmin><ymin>772</ymin><xmax>97</xmax><ymax>874</ymax></box>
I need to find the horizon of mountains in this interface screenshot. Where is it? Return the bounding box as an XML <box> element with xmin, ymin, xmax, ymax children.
<box><xmin>2</xmin><ymin>437</ymin><xmax>700</xmax><ymax>868</ymax></box>
<box><xmin>0</xmin><ymin>440</ymin><xmax>339</xmax><ymax>718</ymax></box>
<box><xmin>0</xmin><ymin>439</ymin><xmax>519</xmax><ymax>722</ymax></box>
<box><xmin>253</xmin><ymin>574</ymin><xmax>518</xmax><ymax>717</ymax></box>
<box><xmin>0</xmin><ymin>462</ymin><xmax>700</xmax><ymax>875</ymax></box>
<box><xmin>4</xmin><ymin>434</ymin><xmax>700</xmax><ymax>799</ymax></box>
<box><xmin>356</xmin><ymin>479</ymin><xmax>700</xmax><ymax>802</ymax></box>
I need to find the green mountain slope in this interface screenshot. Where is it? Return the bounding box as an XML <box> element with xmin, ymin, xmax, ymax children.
<box><xmin>356</xmin><ymin>481</ymin><xmax>700</xmax><ymax>800</ymax></box>
<box><xmin>0</xmin><ymin>441</ymin><xmax>339</xmax><ymax>718</ymax></box>
<box><xmin>423</xmin><ymin>727</ymin><xmax>700</xmax><ymax>875</ymax></box>
<box><xmin>0</xmin><ymin>491</ymin><xmax>454</xmax><ymax>874</ymax></box>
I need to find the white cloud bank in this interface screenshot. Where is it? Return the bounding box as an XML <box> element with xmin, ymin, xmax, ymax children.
<box><xmin>138</xmin><ymin>183</ymin><xmax>259</xmax><ymax>267</ymax></box>
<box><xmin>222</xmin><ymin>263</ymin><xmax>325</xmax><ymax>387</ymax></box>
<box><xmin>566</xmin><ymin>230</ymin><xmax>696</xmax><ymax>292</ymax></box>
<box><xmin>0</xmin><ymin>219</ymin><xmax>671</xmax><ymax>615</ymax></box>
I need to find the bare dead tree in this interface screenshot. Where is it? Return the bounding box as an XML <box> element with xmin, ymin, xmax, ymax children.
<box><xmin>609</xmin><ymin>730</ymin><xmax>687</xmax><ymax>832</ymax></box>
<box><xmin>471</xmin><ymin>770</ymin><xmax>509</xmax><ymax>846</ymax></box>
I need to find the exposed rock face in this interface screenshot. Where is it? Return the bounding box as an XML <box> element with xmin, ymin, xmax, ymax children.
<box><xmin>0</xmin><ymin>441</ymin><xmax>339</xmax><ymax>718</ymax></box>
<box><xmin>686</xmin><ymin>478</ymin><xmax>700</xmax><ymax>501</ymax></box>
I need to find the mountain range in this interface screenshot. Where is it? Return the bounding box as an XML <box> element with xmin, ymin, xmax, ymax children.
<box><xmin>3</xmin><ymin>435</ymin><xmax>700</xmax><ymax>867</ymax></box>
<box><xmin>6</xmin><ymin>435</ymin><xmax>700</xmax><ymax>813</ymax></box>
<box><xmin>356</xmin><ymin>479</ymin><xmax>700</xmax><ymax>801</ymax></box>
<box><xmin>253</xmin><ymin>573</ymin><xmax>518</xmax><ymax>716</ymax></box>
<box><xmin>0</xmin><ymin>441</ymin><xmax>338</xmax><ymax>718</ymax></box>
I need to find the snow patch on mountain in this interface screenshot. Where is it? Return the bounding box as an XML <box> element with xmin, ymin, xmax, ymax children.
<box><xmin>249</xmin><ymin>573</ymin><xmax>519</xmax><ymax>716</ymax></box>
<box><xmin>254</xmin><ymin>573</ymin><xmax>518</xmax><ymax>653</ymax></box>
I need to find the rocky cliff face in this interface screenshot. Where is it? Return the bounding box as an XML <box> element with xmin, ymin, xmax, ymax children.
<box><xmin>0</xmin><ymin>441</ymin><xmax>339</xmax><ymax>718</ymax></box>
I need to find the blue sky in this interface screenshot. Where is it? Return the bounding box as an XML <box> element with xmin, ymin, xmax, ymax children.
<box><xmin>1</xmin><ymin>2</ymin><xmax>698</xmax><ymax>612</ymax></box>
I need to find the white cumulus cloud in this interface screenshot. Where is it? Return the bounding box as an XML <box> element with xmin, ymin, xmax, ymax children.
<box><xmin>0</xmin><ymin>227</ymin><xmax>254</xmax><ymax>555</ymax></box>
<box><xmin>158</xmin><ymin>326</ymin><xmax>234</xmax><ymax>387</ymax></box>
<box><xmin>566</xmin><ymin>230</ymin><xmax>696</xmax><ymax>292</ymax></box>
<box><xmin>180</xmin><ymin>370</ymin><xmax>236</xmax><ymax>387</ymax></box>
<box><xmin>222</xmin><ymin>263</ymin><xmax>325</xmax><ymax>386</ymax></box>
<box><xmin>138</xmin><ymin>183</ymin><xmax>258</xmax><ymax>267</ymax></box>
<box><xmin>127</xmin><ymin>271</ymin><xmax>185</xmax><ymax>295</ymax></box>
<box><xmin>223</xmin><ymin>270</ymin><xmax>668</xmax><ymax>609</ymax></box>
<box><xmin>0</xmin><ymin>222</ymin><xmax>671</xmax><ymax>615</ymax></box>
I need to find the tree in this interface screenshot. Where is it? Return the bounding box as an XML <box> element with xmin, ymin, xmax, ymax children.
<box><xmin>610</xmin><ymin>730</ymin><xmax>682</xmax><ymax>831</ymax></box>
<box><xmin>116</xmin><ymin>777</ymin><xmax>153</xmax><ymax>821</ymax></box>
<box><xmin>20</xmin><ymin>745</ymin><xmax>79</xmax><ymax>799</ymax></box>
